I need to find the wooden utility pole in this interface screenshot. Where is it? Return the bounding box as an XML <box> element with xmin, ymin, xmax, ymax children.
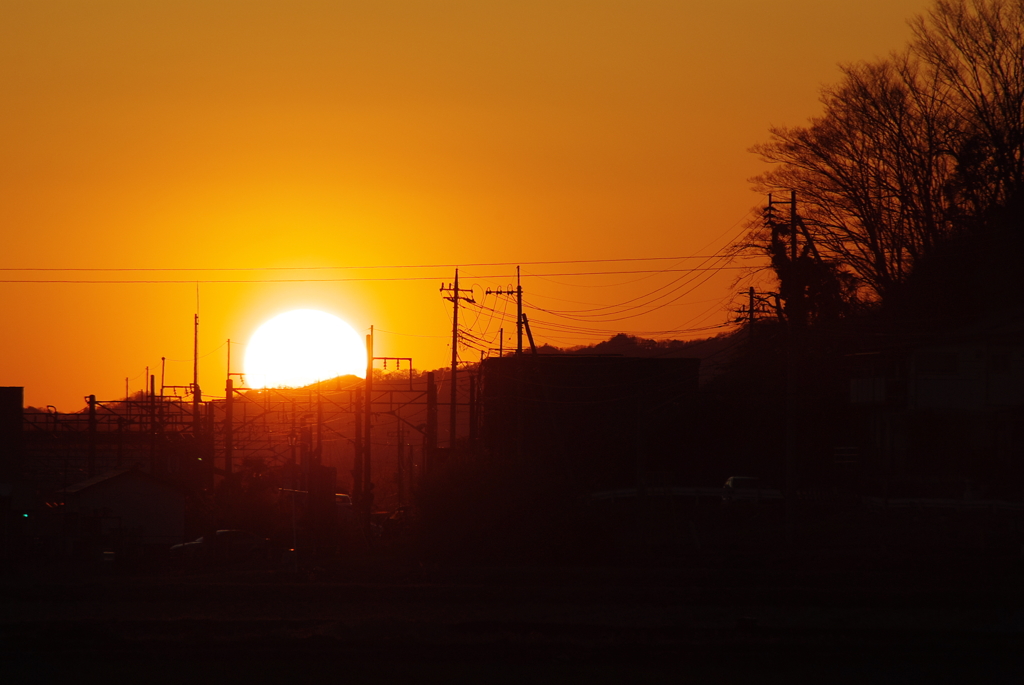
<box><xmin>790</xmin><ymin>190</ymin><xmax>798</xmax><ymax>262</ymax></box>
<box><xmin>353</xmin><ymin>386</ymin><xmax>363</xmax><ymax>501</ymax></box>
<box><xmin>441</xmin><ymin>270</ymin><xmax>475</xmax><ymax>450</ymax></box>
<box><xmin>486</xmin><ymin>267</ymin><xmax>524</xmax><ymax>354</ymax></box>
<box><xmin>364</xmin><ymin>327</ymin><xmax>374</xmax><ymax>511</ymax></box>
<box><xmin>522</xmin><ymin>312</ymin><xmax>538</xmax><ymax>354</ymax></box>
<box><xmin>449</xmin><ymin>271</ymin><xmax>460</xmax><ymax>450</ymax></box>
<box><xmin>225</xmin><ymin>340</ymin><xmax>247</xmax><ymax>479</ymax></box>
<box><xmin>748</xmin><ymin>286</ymin><xmax>756</xmax><ymax>343</ymax></box>
<box><xmin>316</xmin><ymin>386</ymin><xmax>323</xmax><ymax>462</ymax></box>
<box><xmin>87</xmin><ymin>394</ymin><xmax>96</xmax><ymax>478</ymax></box>
<box><xmin>785</xmin><ymin>191</ymin><xmax>798</xmax><ymax>545</ymax></box>
<box><xmin>393</xmin><ymin>427</ymin><xmax>406</xmax><ymax>506</ymax></box>
<box><xmin>193</xmin><ymin>311</ymin><xmax>198</xmax><ymax>392</ymax></box>
<box><xmin>192</xmin><ymin>312</ymin><xmax>202</xmax><ymax>440</ymax></box>
<box><xmin>516</xmin><ymin>266</ymin><xmax>523</xmax><ymax>355</ymax></box>
<box><xmin>289</xmin><ymin>398</ymin><xmax>297</xmax><ymax>475</ymax></box>
<box><xmin>224</xmin><ymin>377</ymin><xmax>234</xmax><ymax>476</ymax></box>
<box><xmin>468</xmin><ymin>374</ymin><xmax>477</xmax><ymax>456</ymax></box>
<box><xmin>425</xmin><ymin>371</ymin><xmax>437</xmax><ymax>476</ymax></box>
<box><xmin>149</xmin><ymin>374</ymin><xmax>157</xmax><ymax>473</ymax></box>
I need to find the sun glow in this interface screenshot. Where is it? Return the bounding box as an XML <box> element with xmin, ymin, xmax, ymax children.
<box><xmin>243</xmin><ymin>309</ymin><xmax>366</xmax><ymax>388</ymax></box>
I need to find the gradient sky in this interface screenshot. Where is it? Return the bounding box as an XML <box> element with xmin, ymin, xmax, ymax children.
<box><xmin>2</xmin><ymin>0</ymin><xmax>934</xmax><ymax>409</ymax></box>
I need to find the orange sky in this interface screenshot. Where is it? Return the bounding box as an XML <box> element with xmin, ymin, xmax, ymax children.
<box><xmin>2</xmin><ymin>0</ymin><xmax>934</xmax><ymax>410</ymax></box>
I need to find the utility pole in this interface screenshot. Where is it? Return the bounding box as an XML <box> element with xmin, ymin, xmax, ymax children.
<box><xmin>224</xmin><ymin>340</ymin><xmax>232</xmax><ymax>477</ymax></box>
<box><xmin>316</xmin><ymin>385</ymin><xmax>323</xmax><ymax>463</ymax></box>
<box><xmin>516</xmin><ymin>266</ymin><xmax>523</xmax><ymax>355</ymax></box>
<box><xmin>397</xmin><ymin>428</ymin><xmax>405</xmax><ymax>505</ymax></box>
<box><xmin>425</xmin><ymin>371</ymin><xmax>437</xmax><ymax>476</ymax></box>
<box><xmin>748</xmin><ymin>286</ymin><xmax>756</xmax><ymax>342</ymax></box>
<box><xmin>468</xmin><ymin>375</ymin><xmax>477</xmax><ymax>456</ymax></box>
<box><xmin>390</xmin><ymin>427</ymin><xmax>406</xmax><ymax>506</ymax></box>
<box><xmin>775</xmin><ymin>190</ymin><xmax>800</xmax><ymax>545</ymax></box>
<box><xmin>785</xmin><ymin>295</ymin><xmax>798</xmax><ymax>547</ymax></box>
<box><xmin>225</xmin><ymin>339</ymin><xmax>246</xmax><ymax>479</ymax></box>
<box><xmin>364</xmin><ymin>327</ymin><xmax>374</xmax><ymax>515</ymax></box>
<box><xmin>790</xmin><ymin>190</ymin><xmax>798</xmax><ymax>263</ymax></box>
<box><xmin>353</xmin><ymin>386</ymin><xmax>363</xmax><ymax>502</ymax></box>
<box><xmin>225</xmin><ymin>377</ymin><xmax>234</xmax><ymax>477</ymax></box>
<box><xmin>193</xmin><ymin>313</ymin><xmax>199</xmax><ymax>393</ymax></box>
<box><xmin>441</xmin><ymin>270</ymin><xmax>475</xmax><ymax>450</ymax></box>
<box><xmin>521</xmin><ymin>312</ymin><xmax>538</xmax><ymax>354</ymax></box>
<box><xmin>192</xmin><ymin>312</ymin><xmax>202</xmax><ymax>440</ymax></box>
<box><xmin>486</xmin><ymin>267</ymin><xmax>524</xmax><ymax>355</ymax></box>
<box><xmin>87</xmin><ymin>394</ymin><xmax>96</xmax><ymax>478</ymax></box>
<box><xmin>149</xmin><ymin>374</ymin><xmax>157</xmax><ymax>474</ymax></box>
<box><xmin>300</xmin><ymin>414</ymin><xmax>311</xmax><ymax>492</ymax></box>
<box><xmin>737</xmin><ymin>287</ymin><xmax>771</xmax><ymax>343</ymax></box>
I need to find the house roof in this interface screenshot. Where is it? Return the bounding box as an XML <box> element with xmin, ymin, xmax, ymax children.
<box><xmin>59</xmin><ymin>467</ymin><xmax>185</xmax><ymax>496</ymax></box>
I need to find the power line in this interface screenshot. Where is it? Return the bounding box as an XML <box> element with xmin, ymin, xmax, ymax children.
<box><xmin>526</xmin><ymin>254</ymin><xmax>738</xmax><ymax>323</ymax></box>
<box><xmin>0</xmin><ymin>255</ymin><xmax>758</xmax><ymax>273</ymax></box>
<box><xmin>0</xmin><ymin>266</ymin><xmax>750</xmax><ymax>284</ymax></box>
<box><xmin>528</xmin><ymin>220</ymin><xmax>750</xmax><ymax>317</ymax></box>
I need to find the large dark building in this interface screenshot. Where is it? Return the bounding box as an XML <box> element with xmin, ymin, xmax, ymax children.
<box><xmin>0</xmin><ymin>387</ymin><xmax>23</xmax><ymax>478</ymax></box>
<box><xmin>479</xmin><ymin>355</ymin><xmax>700</xmax><ymax>492</ymax></box>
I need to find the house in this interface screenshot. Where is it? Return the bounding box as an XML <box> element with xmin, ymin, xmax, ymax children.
<box><xmin>56</xmin><ymin>467</ymin><xmax>188</xmax><ymax>556</ymax></box>
<box><xmin>846</xmin><ymin>322</ymin><xmax>1024</xmax><ymax>497</ymax></box>
<box><xmin>479</xmin><ymin>355</ymin><xmax>701</xmax><ymax>491</ymax></box>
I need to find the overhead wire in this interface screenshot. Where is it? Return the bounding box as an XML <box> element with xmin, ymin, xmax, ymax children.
<box><xmin>0</xmin><ymin>254</ymin><xmax>760</xmax><ymax>273</ymax></box>
<box><xmin>11</xmin><ymin>218</ymin><xmax>764</xmax><ymax>360</ymax></box>
<box><xmin>525</xmin><ymin>257</ymin><xmax>734</xmax><ymax>324</ymax></box>
<box><xmin>0</xmin><ymin>266</ymin><xmax>751</xmax><ymax>284</ymax></box>
<box><xmin>526</xmin><ymin>219</ymin><xmax>751</xmax><ymax>320</ymax></box>
<box><xmin>521</xmin><ymin>207</ymin><xmax>758</xmax><ymax>290</ymax></box>
<box><xmin>163</xmin><ymin>340</ymin><xmax>229</xmax><ymax>363</ymax></box>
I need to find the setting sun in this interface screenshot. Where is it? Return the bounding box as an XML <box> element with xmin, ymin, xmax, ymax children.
<box><xmin>243</xmin><ymin>309</ymin><xmax>366</xmax><ymax>388</ymax></box>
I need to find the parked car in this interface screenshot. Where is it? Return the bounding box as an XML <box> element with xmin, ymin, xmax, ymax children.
<box><xmin>335</xmin><ymin>493</ymin><xmax>355</xmax><ymax>529</ymax></box>
<box><xmin>169</xmin><ymin>530</ymin><xmax>269</xmax><ymax>564</ymax></box>
<box><xmin>722</xmin><ymin>476</ymin><xmax>782</xmax><ymax>503</ymax></box>
<box><xmin>383</xmin><ymin>506</ymin><xmax>412</xmax><ymax>537</ymax></box>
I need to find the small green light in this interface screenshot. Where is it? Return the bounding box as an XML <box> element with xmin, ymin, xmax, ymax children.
<box><xmin>22</xmin><ymin>513</ymin><xmax>29</xmax><ymax>518</ymax></box>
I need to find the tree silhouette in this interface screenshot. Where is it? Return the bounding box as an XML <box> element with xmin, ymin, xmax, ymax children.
<box><xmin>747</xmin><ymin>0</ymin><xmax>1024</xmax><ymax>311</ymax></box>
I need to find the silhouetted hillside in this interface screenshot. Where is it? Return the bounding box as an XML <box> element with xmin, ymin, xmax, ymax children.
<box><xmin>564</xmin><ymin>332</ymin><xmax>744</xmax><ymax>384</ymax></box>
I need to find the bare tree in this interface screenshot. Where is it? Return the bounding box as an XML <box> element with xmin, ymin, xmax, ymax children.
<box><xmin>911</xmin><ymin>0</ymin><xmax>1024</xmax><ymax>211</ymax></box>
<box><xmin>747</xmin><ymin>0</ymin><xmax>1023</xmax><ymax>311</ymax></box>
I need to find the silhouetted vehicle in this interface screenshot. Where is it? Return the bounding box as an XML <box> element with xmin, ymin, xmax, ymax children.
<box><xmin>365</xmin><ymin>511</ymin><xmax>386</xmax><ymax>539</ymax></box>
<box><xmin>169</xmin><ymin>530</ymin><xmax>269</xmax><ymax>564</ymax></box>
<box><xmin>722</xmin><ymin>477</ymin><xmax>781</xmax><ymax>503</ymax></box>
<box><xmin>383</xmin><ymin>506</ymin><xmax>412</xmax><ymax>537</ymax></box>
<box><xmin>333</xmin><ymin>493</ymin><xmax>356</xmax><ymax>534</ymax></box>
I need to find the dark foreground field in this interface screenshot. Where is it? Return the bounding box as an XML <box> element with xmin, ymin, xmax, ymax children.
<box><xmin>2</xmin><ymin>548</ymin><xmax>1023</xmax><ymax>684</ymax></box>
<box><xmin>4</xmin><ymin>504</ymin><xmax>1024</xmax><ymax>684</ymax></box>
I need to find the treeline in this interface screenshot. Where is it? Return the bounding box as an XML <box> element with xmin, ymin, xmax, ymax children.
<box><xmin>745</xmin><ymin>0</ymin><xmax>1024</xmax><ymax>319</ymax></box>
